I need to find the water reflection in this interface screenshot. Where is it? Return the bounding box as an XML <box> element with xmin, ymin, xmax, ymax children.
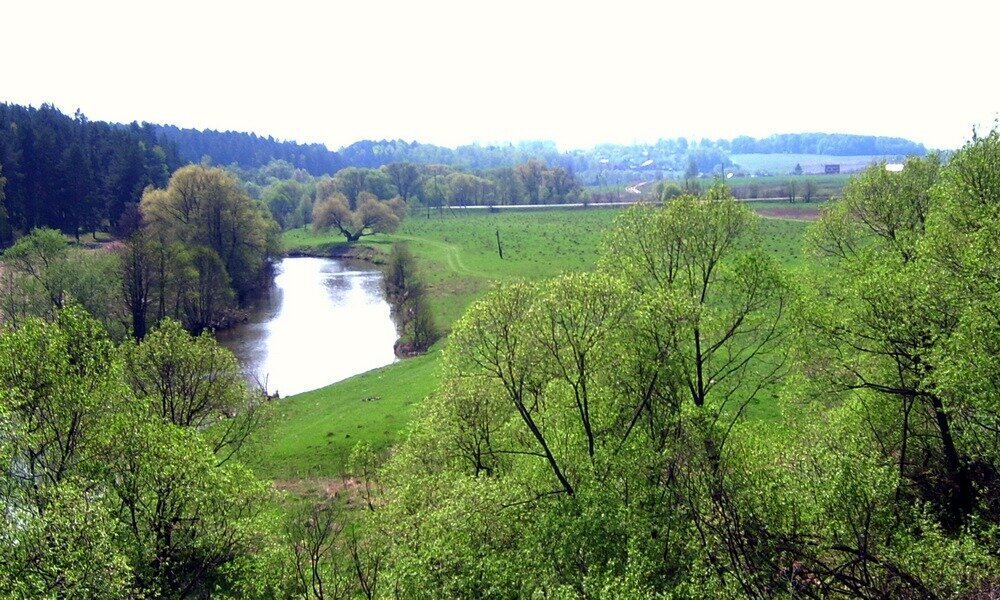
<box><xmin>216</xmin><ymin>257</ymin><xmax>398</xmax><ymax>396</ymax></box>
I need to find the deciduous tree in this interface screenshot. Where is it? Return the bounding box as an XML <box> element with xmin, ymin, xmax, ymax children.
<box><xmin>312</xmin><ymin>191</ymin><xmax>405</xmax><ymax>242</ymax></box>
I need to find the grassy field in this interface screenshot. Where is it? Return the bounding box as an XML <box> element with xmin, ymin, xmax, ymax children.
<box><xmin>727</xmin><ymin>174</ymin><xmax>852</xmax><ymax>201</ymax></box>
<box><xmin>731</xmin><ymin>153</ymin><xmax>895</xmax><ymax>175</ymax></box>
<box><xmin>252</xmin><ymin>349</ymin><xmax>440</xmax><ymax>479</ymax></box>
<box><xmin>257</xmin><ymin>206</ymin><xmax>815</xmax><ymax>479</ymax></box>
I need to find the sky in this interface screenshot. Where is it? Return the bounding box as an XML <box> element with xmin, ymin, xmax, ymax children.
<box><xmin>2</xmin><ymin>0</ymin><xmax>997</xmax><ymax>151</ymax></box>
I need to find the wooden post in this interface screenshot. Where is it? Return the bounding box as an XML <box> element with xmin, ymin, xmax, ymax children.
<box><xmin>496</xmin><ymin>229</ymin><xmax>503</xmax><ymax>259</ymax></box>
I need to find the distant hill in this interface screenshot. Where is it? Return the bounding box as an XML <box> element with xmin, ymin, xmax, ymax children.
<box><xmin>0</xmin><ymin>103</ymin><xmax>183</xmax><ymax>240</ymax></box>
<box><xmin>154</xmin><ymin>128</ymin><xmax>930</xmax><ymax>183</ymax></box>
<box><xmin>150</xmin><ymin>120</ymin><xmax>930</xmax><ymax>184</ymax></box>
<box><xmin>730</xmin><ymin>133</ymin><xmax>926</xmax><ymax>156</ymax></box>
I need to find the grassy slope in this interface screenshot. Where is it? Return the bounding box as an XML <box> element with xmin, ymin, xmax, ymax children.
<box><xmin>253</xmin><ymin>350</ymin><xmax>439</xmax><ymax>479</ymax></box>
<box><xmin>258</xmin><ymin>206</ymin><xmax>812</xmax><ymax>478</ymax></box>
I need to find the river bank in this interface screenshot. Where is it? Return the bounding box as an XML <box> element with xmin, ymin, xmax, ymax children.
<box><xmin>283</xmin><ymin>239</ymin><xmax>385</xmax><ymax>264</ymax></box>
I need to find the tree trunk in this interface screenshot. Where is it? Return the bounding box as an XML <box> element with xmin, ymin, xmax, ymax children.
<box><xmin>929</xmin><ymin>393</ymin><xmax>973</xmax><ymax>526</ymax></box>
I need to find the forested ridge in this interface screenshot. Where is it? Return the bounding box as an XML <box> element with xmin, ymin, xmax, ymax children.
<box><xmin>0</xmin><ymin>104</ymin><xmax>184</xmax><ymax>242</ymax></box>
<box><xmin>153</xmin><ymin>124</ymin><xmax>344</xmax><ymax>176</ymax></box>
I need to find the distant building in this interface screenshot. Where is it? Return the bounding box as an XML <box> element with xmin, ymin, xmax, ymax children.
<box><xmin>824</xmin><ymin>164</ymin><xmax>841</xmax><ymax>174</ymax></box>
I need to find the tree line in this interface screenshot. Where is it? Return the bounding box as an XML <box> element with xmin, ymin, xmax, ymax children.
<box><xmin>730</xmin><ymin>132</ymin><xmax>927</xmax><ymax>156</ymax></box>
<box><xmin>0</xmin><ymin>103</ymin><xmax>184</xmax><ymax>243</ymax></box>
<box><xmin>153</xmin><ymin>124</ymin><xmax>344</xmax><ymax>176</ymax></box>
<box><xmin>1</xmin><ymin>165</ymin><xmax>280</xmax><ymax>340</ymax></box>
<box><xmin>242</xmin><ymin>159</ymin><xmax>583</xmax><ymax>238</ymax></box>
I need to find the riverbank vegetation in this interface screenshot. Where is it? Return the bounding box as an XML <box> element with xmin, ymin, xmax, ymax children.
<box><xmin>0</xmin><ymin>309</ymin><xmax>283</xmax><ymax>597</ymax></box>
<box><xmin>0</xmin><ymin>165</ymin><xmax>281</xmax><ymax>340</ymax></box>
<box><xmin>381</xmin><ymin>242</ymin><xmax>438</xmax><ymax>356</ymax></box>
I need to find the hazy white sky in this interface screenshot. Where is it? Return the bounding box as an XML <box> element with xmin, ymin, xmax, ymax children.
<box><xmin>2</xmin><ymin>0</ymin><xmax>997</xmax><ymax>151</ymax></box>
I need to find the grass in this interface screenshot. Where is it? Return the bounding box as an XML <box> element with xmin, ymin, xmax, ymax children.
<box><xmin>724</xmin><ymin>174</ymin><xmax>852</xmax><ymax>201</ymax></box>
<box><xmin>252</xmin><ymin>348</ymin><xmax>440</xmax><ymax>480</ymax></box>
<box><xmin>260</xmin><ymin>206</ymin><xmax>813</xmax><ymax>478</ymax></box>
<box><xmin>731</xmin><ymin>153</ymin><xmax>898</xmax><ymax>175</ymax></box>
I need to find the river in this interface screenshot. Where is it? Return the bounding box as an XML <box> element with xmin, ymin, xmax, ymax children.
<box><xmin>216</xmin><ymin>257</ymin><xmax>398</xmax><ymax>397</ymax></box>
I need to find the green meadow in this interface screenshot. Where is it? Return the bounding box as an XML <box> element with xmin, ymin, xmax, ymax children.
<box><xmin>730</xmin><ymin>152</ymin><xmax>891</xmax><ymax>174</ymax></box>
<box><xmin>260</xmin><ymin>205</ymin><xmax>815</xmax><ymax>479</ymax></box>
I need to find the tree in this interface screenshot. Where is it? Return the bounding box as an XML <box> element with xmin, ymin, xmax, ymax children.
<box><xmin>118</xmin><ymin>228</ymin><xmax>158</xmax><ymax>340</ymax></box>
<box><xmin>0</xmin><ymin>162</ymin><xmax>11</xmax><ymax>246</ymax></box>
<box><xmin>793</xmin><ymin>162</ymin><xmax>803</xmax><ymax>176</ymax></box>
<box><xmin>382</xmin><ymin>162</ymin><xmax>421</xmax><ymax>201</ymax></box>
<box><xmin>488</xmin><ymin>166</ymin><xmax>524</xmax><ymax>205</ymax></box>
<box><xmin>445</xmin><ymin>172</ymin><xmax>493</xmax><ymax>206</ymax></box>
<box><xmin>0</xmin><ymin>306</ymin><xmax>134</xmax><ymax>597</ymax></box>
<box><xmin>420</xmin><ymin>171</ymin><xmax>450</xmax><ymax>212</ymax></box>
<box><xmin>601</xmin><ymin>187</ymin><xmax>789</xmax><ymax>463</ymax></box>
<box><xmin>312</xmin><ymin>191</ymin><xmax>405</xmax><ymax>242</ymax></box>
<box><xmin>382</xmin><ymin>243</ymin><xmax>437</xmax><ymax>354</ymax></box>
<box><xmin>0</xmin><ymin>228</ymin><xmax>120</xmax><ymax>335</ymax></box>
<box><xmin>184</xmin><ymin>245</ymin><xmax>235</xmax><ymax>332</ymax></box>
<box><xmin>446</xmin><ymin>281</ymin><xmax>576</xmax><ymax>496</ymax></box>
<box><xmin>684</xmin><ymin>156</ymin><xmax>700</xmax><ymax>192</ymax></box>
<box><xmin>801</xmin><ymin>179</ymin><xmax>817</xmax><ymax>202</ymax></box>
<box><xmin>514</xmin><ymin>160</ymin><xmax>545</xmax><ymax>204</ymax></box>
<box><xmin>542</xmin><ymin>166</ymin><xmax>580</xmax><ymax>203</ymax></box>
<box><xmin>658</xmin><ymin>181</ymin><xmax>684</xmax><ymax>201</ymax></box>
<box><xmin>379</xmin><ymin>202</ymin><xmax>792</xmax><ymax>593</ymax></box>
<box><xmin>1</xmin><ymin>227</ymin><xmax>72</xmax><ymax>311</ymax></box>
<box><xmin>262</xmin><ymin>179</ymin><xmax>308</xmax><ymax>229</ymax></box>
<box><xmin>140</xmin><ymin>165</ymin><xmax>280</xmax><ymax>303</ymax></box>
<box><xmin>287</xmin><ymin>502</ymin><xmax>353</xmax><ymax>599</ymax></box>
<box><xmin>0</xmin><ymin>306</ymin><xmax>284</xmax><ymax>597</ymax></box>
<box><xmin>802</xmin><ymin>153</ymin><xmax>980</xmax><ymax>526</ymax></box>
<box><xmin>331</xmin><ymin>167</ymin><xmax>370</xmax><ymax>209</ymax></box>
<box><xmin>122</xmin><ymin>318</ymin><xmax>267</xmax><ymax>462</ymax></box>
<box><xmin>786</xmin><ymin>178</ymin><xmax>798</xmax><ymax>202</ymax></box>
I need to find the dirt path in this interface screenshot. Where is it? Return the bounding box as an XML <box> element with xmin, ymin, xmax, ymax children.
<box><xmin>625</xmin><ymin>181</ymin><xmax>650</xmax><ymax>194</ymax></box>
<box><xmin>753</xmin><ymin>206</ymin><xmax>822</xmax><ymax>221</ymax></box>
<box><xmin>274</xmin><ymin>477</ymin><xmax>365</xmax><ymax>500</ymax></box>
<box><xmin>393</xmin><ymin>234</ymin><xmax>478</xmax><ymax>277</ymax></box>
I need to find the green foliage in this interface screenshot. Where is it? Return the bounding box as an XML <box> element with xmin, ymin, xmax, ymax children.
<box><xmin>0</xmin><ymin>228</ymin><xmax>122</xmax><ymax>336</ymax></box>
<box><xmin>0</xmin><ymin>104</ymin><xmax>181</xmax><ymax>237</ymax></box>
<box><xmin>262</xmin><ymin>179</ymin><xmax>308</xmax><ymax>229</ymax></box>
<box><xmin>360</xmin><ymin>187</ymin><xmax>797</xmax><ymax>595</ymax></box>
<box><xmin>312</xmin><ymin>190</ymin><xmax>405</xmax><ymax>242</ymax></box>
<box><xmin>382</xmin><ymin>242</ymin><xmax>438</xmax><ymax>353</ymax></box>
<box><xmin>0</xmin><ymin>162</ymin><xmax>10</xmax><ymax>246</ymax></box>
<box><xmin>0</xmin><ymin>306</ymin><xmax>285</xmax><ymax>597</ymax></box>
<box><xmin>343</xmin><ymin>144</ymin><xmax>1000</xmax><ymax>596</ymax></box>
<box><xmin>141</xmin><ymin>165</ymin><xmax>280</xmax><ymax>303</ymax></box>
<box><xmin>122</xmin><ymin>319</ymin><xmax>268</xmax><ymax>462</ymax></box>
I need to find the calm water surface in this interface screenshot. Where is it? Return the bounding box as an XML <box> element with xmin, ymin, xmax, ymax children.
<box><xmin>217</xmin><ymin>257</ymin><xmax>398</xmax><ymax>396</ymax></box>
